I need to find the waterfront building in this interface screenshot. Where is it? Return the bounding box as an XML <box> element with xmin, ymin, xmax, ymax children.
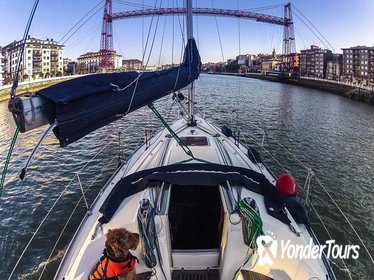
<box><xmin>77</xmin><ymin>51</ymin><xmax>122</xmax><ymax>74</ymax></box>
<box><xmin>326</xmin><ymin>54</ymin><xmax>343</xmax><ymax>81</ymax></box>
<box><xmin>342</xmin><ymin>46</ymin><xmax>374</xmax><ymax>86</ymax></box>
<box><xmin>299</xmin><ymin>45</ymin><xmax>333</xmax><ymax>78</ymax></box>
<box><xmin>1</xmin><ymin>37</ymin><xmax>64</xmax><ymax>82</ymax></box>
<box><xmin>0</xmin><ymin>48</ymin><xmax>4</xmax><ymax>86</ymax></box>
<box><xmin>122</xmin><ymin>59</ymin><xmax>142</xmax><ymax>71</ymax></box>
<box><xmin>261</xmin><ymin>59</ymin><xmax>282</xmax><ymax>71</ymax></box>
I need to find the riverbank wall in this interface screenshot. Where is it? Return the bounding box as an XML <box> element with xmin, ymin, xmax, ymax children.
<box><xmin>0</xmin><ymin>76</ymin><xmax>77</xmax><ymax>102</ymax></box>
<box><xmin>217</xmin><ymin>72</ymin><xmax>374</xmax><ymax>105</ymax></box>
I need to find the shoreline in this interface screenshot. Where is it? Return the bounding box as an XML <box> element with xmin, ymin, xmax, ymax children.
<box><xmin>209</xmin><ymin>72</ymin><xmax>374</xmax><ymax>105</ymax></box>
<box><xmin>2</xmin><ymin>73</ymin><xmax>374</xmax><ymax>105</ymax></box>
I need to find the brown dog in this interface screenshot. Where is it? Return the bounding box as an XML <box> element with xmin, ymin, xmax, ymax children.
<box><xmin>90</xmin><ymin>228</ymin><xmax>140</xmax><ymax>280</ymax></box>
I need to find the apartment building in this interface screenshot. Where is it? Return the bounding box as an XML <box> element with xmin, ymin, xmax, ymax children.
<box><xmin>0</xmin><ymin>48</ymin><xmax>4</xmax><ymax>86</ymax></box>
<box><xmin>77</xmin><ymin>51</ymin><xmax>122</xmax><ymax>74</ymax></box>
<box><xmin>299</xmin><ymin>45</ymin><xmax>333</xmax><ymax>78</ymax></box>
<box><xmin>326</xmin><ymin>54</ymin><xmax>342</xmax><ymax>81</ymax></box>
<box><xmin>122</xmin><ymin>59</ymin><xmax>142</xmax><ymax>71</ymax></box>
<box><xmin>1</xmin><ymin>37</ymin><xmax>64</xmax><ymax>81</ymax></box>
<box><xmin>342</xmin><ymin>46</ymin><xmax>374</xmax><ymax>85</ymax></box>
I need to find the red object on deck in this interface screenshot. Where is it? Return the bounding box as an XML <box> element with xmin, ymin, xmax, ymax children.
<box><xmin>276</xmin><ymin>174</ymin><xmax>297</xmax><ymax>197</ymax></box>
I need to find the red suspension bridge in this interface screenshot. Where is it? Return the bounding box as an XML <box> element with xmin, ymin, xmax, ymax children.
<box><xmin>99</xmin><ymin>0</ymin><xmax>295</xmax><ymax>70</ymax></box>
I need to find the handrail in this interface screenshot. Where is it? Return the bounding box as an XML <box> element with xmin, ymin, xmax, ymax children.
<box><xmin>37</xmin><ymin>152</ymin><xmax>121</xmax><ymax>280</ymax></box>
<box><xmin>8</xmin><ymin>133</ymin><xmax>131</xmax><ymax>279</ymax></box>
<box><xmin>231</xmin><ymin>121</ymin><xmax>374</xmax><ymax>273</ymax></box>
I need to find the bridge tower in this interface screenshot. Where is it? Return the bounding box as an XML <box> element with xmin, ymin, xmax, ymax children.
<box><xmin>99</xmin><ymin>0</ymin><xmax>114</xmax><ymax>70</ymax></box>
<box><xmin>283</xmin><ymin>3</ymin><xmax>296</xmax><ymax>70</ymax></box>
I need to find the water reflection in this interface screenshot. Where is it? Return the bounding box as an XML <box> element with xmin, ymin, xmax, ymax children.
<box><xmin>0</xmin><ymin>74</ymin><xmax>373</xmax><ymax>279</ymax></box>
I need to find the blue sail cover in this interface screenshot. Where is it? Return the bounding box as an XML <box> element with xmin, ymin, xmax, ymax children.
<box><xmin>37</xmin><ymin>39</ymin><xmax>201</xmax><ymax>147</ymax></box>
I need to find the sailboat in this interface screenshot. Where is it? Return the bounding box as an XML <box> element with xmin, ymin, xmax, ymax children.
<box><xmin>6</xmin><ymin>1</ymin><xmax>338</xmax><ymax>279</ymax></box>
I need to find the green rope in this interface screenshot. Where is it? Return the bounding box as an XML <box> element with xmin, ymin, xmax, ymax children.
<box><xmin>148</xmin><ymin>103</ymin><xmax>212</xmax><ymax>164</ymax></box>
<box><xmin>148</xmin><ymin>103</ymin><xmax>193</xmax><ymax>157</ymax></box>
<box><xmin>0</xmin><ymin>127</ymin><xmax>20</xmax><ymax>196</ymax></box>
<box><xmin>233</xmin><ymin>198</ymin><xmax>265</xmax><ymax>279</ymax></box>
<box><xmin>237</xmin><ymin>198</ymin><xmax>264</xmax><ymax>248</ymax></box>
<box><xmin>176</xmin><ymin>156</ymin><xmax>211</xmax><ymax>164</ymax></box>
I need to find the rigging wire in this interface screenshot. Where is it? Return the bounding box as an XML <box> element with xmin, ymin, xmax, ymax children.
<box><xmin>243</xmin><ymin>3</ymin><xmax>286</xmax><ymax>12</ymax></box>
<box><xmin>2</xmin><ymin>0</ymin><xmax>40</xmax><ymax>196</ymax></box>
<box><xmin>64</xmin><ymin>22</ymin><xmax>101</xmax><ymax>60</ymax></box>
<box><xmin>292</xmin><ymin>4</ymin><xmax>336</xmax><ymax>53</ymax></box>
<box><xmin>11</xmin><ymin>0</ymin><xmax>40</xmax><ymax>98</ymax></box>
<box><xmin>113</xmin><ymin>0</ymin><xmax>154</xmax><ymax>9</ymax></box>
<box><xmin>171</xmin><ymin>0</ymin><xmax>175</xmax><ymax>65</ymax></box>
<box><xmin>8</xmin><ymin>138</ymin><xmax>119</xmax><ymax>279</ymax></box>
<box><xmin>0</xmin><ymin>128</ymin><xmax>19</xmax><ymax>195</ymax></box>
<box><xmin>291</xmin><ymin>7</ymin><xmax>335</xmax><ymax>52</ymax></box>
<box><xmin>157</xmin><ymin>2</ymin><xmax>169</xmax><ymax>67</ymax></box>
<box><xmin>37</xmin><ymin>153</ymin><xmax>120</xmax><ymax>280</ymax></box>
<box><xmin>241</xmin><ymin>121</ymin><xmax>374</xmax><ymax>266</ymax></box>
<box><xmin>142</xmin><ymin>0</ymin><xmax>145</xmax><ymax>57</ymax></box>
<box><xmin>210</xmin><ymin>0</ymin><xmax>225</xmax><ymax>63</ymax></box>
<box><xmin>310</xmin><ymin>204</ymin><xmax>354</xmax><ymax>280</ymax></box>
<box><xmin>120</xmin><ymin>0</ymin><xmax>162</xmax><ymax>115</ymax></box>
<box><xmin>58</xmin><ymin>0</ymin><xmax>103</xmax><ymax>44</ymax></box>
<box><xmin>60</xmin><ymin>3</ymin><xmax>103</xmax><ymax>46</ymax></box>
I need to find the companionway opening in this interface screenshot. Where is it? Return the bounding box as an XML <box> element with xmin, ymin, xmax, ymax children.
<box><xmin>168</xmin><ymin>185</ymin><xmax>223</xmax><ymax>250</ymax></box>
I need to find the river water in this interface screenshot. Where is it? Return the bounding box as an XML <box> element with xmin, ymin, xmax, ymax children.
<box><xmin>0</xmin><ymin>74</ymin><xmax>373</xmax><ymax>279</ymax></box>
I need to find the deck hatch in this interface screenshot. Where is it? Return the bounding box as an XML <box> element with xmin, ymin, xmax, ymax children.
<box><xmin>180</xmin><ymin>136</ymin><xmax>209</xmax><ymax>146</ymax></box>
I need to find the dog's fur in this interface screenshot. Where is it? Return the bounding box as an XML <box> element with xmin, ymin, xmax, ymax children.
<box><xmin>105</xmin><ymin>228</ymin><xmax>140</xmax><ymax>280</ymax></box>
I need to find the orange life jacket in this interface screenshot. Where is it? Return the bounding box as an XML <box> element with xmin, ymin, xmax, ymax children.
<box><xmin>89</xmin><ymin>250</ymin><xmax>139</xmax><ymax>280</ymax></box>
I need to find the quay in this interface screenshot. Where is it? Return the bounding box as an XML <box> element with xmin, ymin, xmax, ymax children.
<box><xmin>0</xmin><ymin>76</ymin><xmax>78</xmax><ymax>102</ymax></box>
<box><xmin>215</xmin><ymin>72</ymin><xmax>374</xmax><ymax>105</ymax></box>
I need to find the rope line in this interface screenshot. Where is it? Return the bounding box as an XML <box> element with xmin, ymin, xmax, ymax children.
<box><xmin>11</xmin><ymin>0</ymin><xmax>40</xmax><ymax>98</ymax></box>
<box><xmin>148</xmin><ymin>103</ymin><xmax>193</xmax><ymax>158</ymax></box>
<box><xmin>58</xmin><ymin>0</ymin><xmax>103</xmax><ymax>44</ymax></box>
<box><xmin>310</xmin><ymin>204</ymin><xmax>353</xmax><ymax>280</ymax></box>
<box><xmin>233</xmin><ymin>197</ymin><xmax>264</xmax><ymax>279</ymax></box>
<box><xmin>37</xmin><ymin>152</ymin><xmax>119</xmax><ymax>279</ymax></box>
<box><xmin>10</xmin><ymin>139</ymin><xmax>120</xmax><ymax>279</ymax></box>
<box><xmin>0</xmin><ymin>127</ymin><xmax>19</xmax><ymax>196</ymax></box>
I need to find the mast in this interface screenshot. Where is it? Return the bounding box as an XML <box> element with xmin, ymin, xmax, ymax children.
<box><xmin>186</xmin><ymin>0</ymin><xmax>195</xmax><ymax>125</ymax></box>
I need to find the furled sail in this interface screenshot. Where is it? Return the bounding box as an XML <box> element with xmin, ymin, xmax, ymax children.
<box><xmin>9</xmin><ymin>39</ymin><xmax>200</xmax><ymax>147</ymax></box>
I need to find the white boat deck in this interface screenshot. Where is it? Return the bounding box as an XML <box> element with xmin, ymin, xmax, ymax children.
<box><xmin>55</xmin><ymin>117</ymin><xmax>332</xmax><ymax>280</ymax></box>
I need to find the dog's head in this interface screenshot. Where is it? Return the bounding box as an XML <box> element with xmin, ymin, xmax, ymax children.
<box><xmin>105</xmin><ymin>228</ymin><xmax>140</xmax><ymax>258</ymax></box>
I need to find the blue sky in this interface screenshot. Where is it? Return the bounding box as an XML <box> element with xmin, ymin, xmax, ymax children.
<box><xmin>0</xmin><ymin>0</ymin><xmax>373</xmax><ymax>64</ymax></box>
